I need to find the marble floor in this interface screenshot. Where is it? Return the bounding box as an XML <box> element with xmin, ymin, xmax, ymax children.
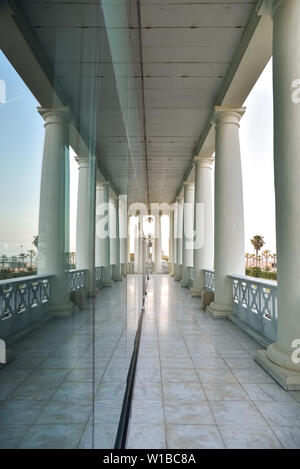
<box><xmin>0</xmin><ymin>275</ymin><xmax>143</xmax><ymax>449</ymax></box>
<box><xmin>126</xmin><ymin>275</ymin><xmax>300</xmax><ymax>449</ymax></box>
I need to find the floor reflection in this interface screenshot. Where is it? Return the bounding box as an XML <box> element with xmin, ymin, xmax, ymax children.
<box><xmin>0</xmin><ymin>275</ymin><xmax>142</xmax><ymax>449</ymax></box>
<box><xmin>127</xmin><ymin>274</ymin><xmax>300</xmax><ymax>449</ymax></box>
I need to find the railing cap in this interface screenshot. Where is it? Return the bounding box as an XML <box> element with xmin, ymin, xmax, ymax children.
<box><xmin>0</xmin><ymin>273</ymin><xmax>54</xmax><ymax>286</ymax></box>
<box><xmin>229</xmin><ymin>273</ymin><xmax>277</xmax><ymax>288</ymax></box>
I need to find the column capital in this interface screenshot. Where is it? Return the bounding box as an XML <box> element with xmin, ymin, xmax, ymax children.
<box><xmin>193</xmin><ymin>156</ymin><xmax>214</xmax><ymax>169</ymax></box>
<box><xmin>213</xmin><ymin>106</ymin><xmax>246</xmax><ymax>128</ymax></box>
<box><xmin>109</xmin><ymin>194</ymin><xmax>119</xmax><ymax>203</ymax></box>
<box><xmin>176</xmin><ymin>196</ymin><xmax>184</xmax><ymax>203</ymax></box>
<box><xmin>183</xmin><ymin>181</ymin><xmax>194</xmax><ymax>189</ymax></box>
<box><xmin>96</xmin><ymin>181</ymin><xmax>110</xmax><ymax>189</ymax></box>
<box><xmin>38</xmin><ymin>106</ymin><xmax>69</xmax><ymax>126</ymax></box>
<box><xmin>75</xmin><ymin>155</ymin><xmax>89</xmax><ymax>168</ymax></box>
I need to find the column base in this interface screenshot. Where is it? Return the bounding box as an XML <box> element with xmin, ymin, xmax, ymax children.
<box><xmin>180</xmin><ymin>280</ymin><xmax>189</xmax><ymax>288</ymax></box>
<box><xmin>101</xmin><ymin>266</ymin><xmax>113</xmax><ymax>287</ymax></box>
<box><xmin>180</xmin><ymin>266</ymin><xmax>190</xmax><ymax>287</ymax></box>
<box><xmin>174</xmin><ymin>265</ymin><xmax>182</xmax><ymax>282</ymax></box>
<box><xmin>121</xmin><ymin>264</ymin><xmax>127</xmax><ymax>276</ymax></box>
<box><xmin>70</xmin><ymin>291</ymin><xmax>86</xmax><ymax>310</ymax></box>
<box><xmin>206</xmin><ymin>300</ymin><xmax>232</xmax><ymax>319</ymax></box>
<box><xmin>101</xmin><ymin>281</ymin><xmax>113</xmax><ymax>288</ymax></box>
<box><xmin>190</xmin><ymin>288</ymin><xmax>202</xmax><ymax>298</ymax></box>
<box><xmin>112</xmin><ymin>266</ymin><xmax>123</xmax><ymax>281</ymax></box>
<box><xmin>0</xmin><ymin>348</ymin><xmax>14</xmax><ymax>369</ymax></box>
<box><xmin>200</xmin><ymin>291</ymin><xmax>214</xmax><ymax>311</ymax></box>
<box><xmin>49</xmin><ymin>301</ymin><xmax>74</xmax><ymax>318</ymax></box>
<box><xmin>255</xmin><ymin>349</ymin><xmax>300</xmax><ymax>391</ymax></box>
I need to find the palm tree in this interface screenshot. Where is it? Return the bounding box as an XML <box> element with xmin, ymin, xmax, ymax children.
<box><xmin>251</xmin><ymin>235</ymin><xmax>265</xmax><ymax>266</ymax></box>
<box><xmin>27</xmin><ymin>250</ymin><xmax>36</xmax><ymax>267</ymax></box>
<box><xmin>257</xmin><ymin>255</ymin><xmax>262</xmax><ymax>267</ymax></box>
<box><xmin>262</xmin><ymin>249</ymin><xmax>271</xmax><ymax>269</ymax></box>
<box><xmin>245</xmin><ymin>253</ymin><xmax>250</xmax><ymax>267</ymax></box>
<box><xmin>271</xmin><ymin>253</ymin><xmax>277</xmax><ymax>271</ymax></box>
<box><xmin>18</xmin><ymin>252</ymin><xmax>26</xmax><ymax>268</ymax></box>
<box><xmin>250</xmin><ymin>254</ymin><xmax>255</xmax><ymax>266</ymax></box>
<box><xmin>33</xmin><ymin>235</ymin><xmax>38</xmax><ymax>249</ymax></box>
<box><xmin>1</xmin><ymin>255</ymin><xmax>7</xmax><ymax>270</ymax></box>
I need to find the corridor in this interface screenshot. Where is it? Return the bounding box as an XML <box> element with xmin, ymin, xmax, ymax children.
<box><xmin>127</xmin><ymin>275</ymin><xmax>300</xmax><ymax>449</ymax></box>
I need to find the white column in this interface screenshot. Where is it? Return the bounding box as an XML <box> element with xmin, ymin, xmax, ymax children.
<box><xmin>154</xmin><ymin>212</ymin><xmax>162</xmax><ymax>273</ymax></box>
<box><xmin>119</xmin><ymin>195</ymin><xmax>128</xmax><ymax>276</ymax></box>
<box><xmin>138</xmin><ymin>213</ymin><xmax>144</xmax><ymax>274</ymax></box>
<box><xmin>255</xmin><ymin>0</ymin><xmax>300</xmax><ymax>387</ymax></box>
<box><xmin>172</xmin><ymin>201</ymin><xmax>178</xmax><ymax>276</ymax></box>
<box><xmin>127</xmin><ymin>215</ymin><xmax>131</xmax><ymax>273</ymax></box>
<box><xmin>37</xmin><ymin>107</ymin><xmax>73</xmax><ymax>317</ymax></box>
<box><xmin>190</xmin><ymin>156</ymin><xmax>214</xmax><ymax>297</ymax></box>
<box><xmin>110</xmin><ymin>195</ymin><xmax>122</xmax><ymax>281</ymax></box>
<box><xmin>174</xmin><ymin>197</ymin><xmax>183</xmax><ymax>281</ymax></box>
<box><xmin>169</xmin><ymin>210</ymin><xmax>175</xmax><ymax>276</ymax></box>
<box><xmin>95</xmin><ymin>181</ymin><xmax>112</xmax><ymax>287</ymax></box>
<box><xmin>207</xmin><ymin>106</ymin><xmax>245</xmax><ymax>318</ymax></box>
<box><xmin>134</xmin><ymin>218</ymin><xmax>139</xmax><ymax>274</ymax></box>
<box><xmin>181</xmin><ymin>182</ymin><xmax>195</xmax><ymax>287</ymax></box>
<box><xmin>75</xmin><ymin>155</ymin><xmax>95</xmax><ymax>295</ymax></box>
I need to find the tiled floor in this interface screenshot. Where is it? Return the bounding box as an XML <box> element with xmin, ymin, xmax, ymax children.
<box><xmin>2</xmin><ymin>274</ymin><xmax>300</xmax><ymax>449</ymax></box>
<box><xmin>126</xmin><ymin>274</ymin><xmax>300</xmax><ymax>449</ymax></box>
<box><xmin>0</xmin><ymin>275</ymin><xmax>143</xmax><ymax>449</ymax></box>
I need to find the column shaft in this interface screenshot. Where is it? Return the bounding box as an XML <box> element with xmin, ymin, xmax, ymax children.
<box><xmin>134</xmin><ymin>218</ymin><xmax>139</xmax><ymax>274</ymax></box>
<box><xmin>119</xmin><ymin>195</ymin><xmax>128</xmax><ymax>276</ymax></box>
<box><xmin>95</xmin><ymin>182</ymin><xmax>112</xmax><ymax>287</ymax></box>
<box><xmin>190</xmin><ymin>157</ymin><xmax>214</xmax><ymax>297</ymax></box>
<box><xmin>181</xmin><ymin>183</ymin><xmax>195</xmax><ymax>287</ymax></box>
<box><xmin>154</xmin><ymin>213</ymin><xmax>162</xmax><ymax>273</ymax></box>
<box><xmin>174</xmin><ymin>197</ymin><xmax>183</xmax><ymax>281</ymax></box>
<box><xmin>76</xmin><ymin>155</ymin><xmax>95</xmax><ymax>295</ymax></box>
<box><xmin>169</xmin><ymin>210</ymin><xmax>175</xmax><ymax>276</ymax></box>
<box><xmin>110</xmin><ymin>196</ymin><xmax>122</xmax><ymax>281</ymax></box>
<box><xmin>255</xmin><ymin>0</ymin><xmax>300</xmax><ymax>386</ymax></box>
<box><xmin>207</xmin><ymin>106</ymin><xmax>245</xmax><ymax>318</ymax></box>
<box><xmin>37</xmin><ymin>107</ymin><xmax>73</xmax><ymax>317</ymax></box>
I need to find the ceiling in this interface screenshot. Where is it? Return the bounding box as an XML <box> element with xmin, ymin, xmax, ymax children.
<box><xmin>11</xmin><ymin>0</ymin><xmax>258</xmax><ymax>204</ymax></box>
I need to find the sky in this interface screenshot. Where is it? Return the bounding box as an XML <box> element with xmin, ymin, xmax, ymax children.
<box><xmin>240</xmin><ymin>59</ymin><xmax>276</xmax><ymax>254</ymax></box>
<box><xmin>0</xmin><ymin>50</ymin><xmax>275</xmax><ymax>257</ymax></box>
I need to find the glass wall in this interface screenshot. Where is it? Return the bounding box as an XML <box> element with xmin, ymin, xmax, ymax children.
<box><xmin>0</xmin><ymin>0</ymin><xmax>145</xmax><ymax>449</ymax></box>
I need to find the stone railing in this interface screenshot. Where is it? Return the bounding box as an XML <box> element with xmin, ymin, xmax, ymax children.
<box><xmin>229</xmin><ymin>274</ymin><xmax>277</xmax><ymax>346</ymax></box>
<box><xmin>203</xmin><ymin>269</ymin><xmax>215</xmax><ymax>292</ymax></box>
<box><xmin>67</xmin><ymin>269</ymin><xmax>88</xmax><ymax>292</ymax></box>
<box><xmin>0</xmin><ymin>274</ymin><xmax>52</xmax><ymax>341</ymax></box>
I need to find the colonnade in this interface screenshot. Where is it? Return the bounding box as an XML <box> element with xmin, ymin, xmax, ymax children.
<box><xmin>36</xmin><ymin>0</ymin><xmax>300</xmax><ymax>388</ymax></box>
